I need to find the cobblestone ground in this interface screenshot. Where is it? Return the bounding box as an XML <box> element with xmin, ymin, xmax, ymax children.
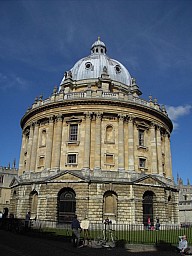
<box><xmin>0</xmin><ymin>229</ymin><xmax>179</xmax><ymax>256</ymax></box>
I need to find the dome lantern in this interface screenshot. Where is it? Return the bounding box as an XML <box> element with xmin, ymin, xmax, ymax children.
<box><xmin>91</xmin><ymin>36</ymin><xmax>107</xmax><ymax>54</ymax></box>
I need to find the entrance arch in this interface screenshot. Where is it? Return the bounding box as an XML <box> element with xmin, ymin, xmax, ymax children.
<box><xmin>29</xmin><ymin>190</ymin><xmax>38</xmax><ymax>219</ymax></box>
<box><xmin>143</xmin><ymin>190</ymin><xmax>155</xmax><ymax>227</ymax></box>
<box><xmin>103</xmin><ymin>191</ymin><xmax>117</xmax><ymax>222</ymax></box>
<box><xmin>57</xmin><ymin>188</ymin><xmax>76</xmax><ymax>223</ymax></box>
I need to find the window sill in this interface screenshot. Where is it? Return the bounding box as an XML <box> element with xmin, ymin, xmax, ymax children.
<box><xmin>104</xmin><ymin>141</ymin><xmax>115</xmax><ymax>144</ymax></box>
<box><xmin>139</xmin><ymin>167</ymin><xmax>148</xmax><ymax>171</ymax></box>
<box><xmin>65</xmin><ymin>163</ymin><xmax>78</xmax><ymax>167</ymax></box>
<box><xmin>137</xmin><ymin>145</ymin><xmax>148</xmax><ymax>151</ymax></box>
<box><xmin>66</xmin><ymin>141</ymin><xmax>80</xmax><ymax>146</ymax></box>
<box><xmin>104</xmin><ymin>163</ymin><xmax>115</xmax><ymax>167</ymax></box>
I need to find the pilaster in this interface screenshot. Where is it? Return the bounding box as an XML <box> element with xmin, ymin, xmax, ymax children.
<box><xmin>45</xmin><ymin>116</ymin><xmax>54</xmax><ymax>169</ymax></box>
<box><xmin>128</xmin><ymin>116</ymin><xmax>135</xmax><ymax>171</ymax></box>
<box><xmin>94</xmin><ymin>112</ymin><xmax>102</xmax><ymax>169</ymax></box>
<box><xmin>156</xmin><ymin>126</ymin><xmax>163</xmax><ymax>175</ymax></box>
<box><xmin>51</xmin><ymin>114</ymin><xmax>63</xmax><ymax>169</ymax></box>
<box><xmin>118</xmin><ymin>114</ymin><xmax>125</xmax><ymax>170</ymax></box>
<box><xmin>83</xmin><ymin>112</ymin><xmax>92</xmax><ymax>169</ymax></box>
<box><xmin>150</xmin><ymin>123</ymin><xmax>157</xmax><ymax>174</ymax></box>
<box><xmin>30</xmin><ymin>122</ymin><xmax>39</xmax><ymax>172</ymax></box>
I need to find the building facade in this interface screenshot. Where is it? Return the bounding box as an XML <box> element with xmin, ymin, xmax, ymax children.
<box><xmin>0</xmin><ymin>165</ymin><xmax>18</xmax><ymax>215</ymax></box>
<box><xmin>10</xmin><ymin>38</ymin><xmax>179</xmax><ymax>225</ymax></box>
<box><xmin>177</xmin><ymin>176</ymin><xmax>192</xmax><ymax>224</ymax></box>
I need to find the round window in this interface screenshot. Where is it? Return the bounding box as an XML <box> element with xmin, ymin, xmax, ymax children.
<box><xmin>85</xmin><ymin>62</ymin><xmax>92</xmax><ymax>69</ymax></box>
<box><xmin>115</xmin><ymin>65</ymin><xmax>121</xmax><ymax>73</ymax></box>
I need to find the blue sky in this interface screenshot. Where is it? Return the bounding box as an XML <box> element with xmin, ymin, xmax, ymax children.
<box><xmin>0</xmin><ymin>0</ymin><xmax>191</xmax><ymax>184</ymax></box>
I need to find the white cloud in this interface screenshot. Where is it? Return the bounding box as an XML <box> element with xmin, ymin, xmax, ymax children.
<box><xmin>166</xmin><ymin>105</ymin><xmax>192</xmax><ymax>130</ymax></box>
<box><xmin>0</xmin><ymin>73</ymin><xmax>29</xmax><ymax>91</ymax></box>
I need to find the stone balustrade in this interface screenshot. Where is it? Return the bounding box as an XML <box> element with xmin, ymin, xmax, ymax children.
<box><xmin>30</xmin><ymin>90</ymin><xmax>168</xmax><ymax>116</ymax></box>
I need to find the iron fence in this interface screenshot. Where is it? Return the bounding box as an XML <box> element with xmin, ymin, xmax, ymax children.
<box><xmin>1</xmin><ymin>218</ymin><xmax>192</xmax><ymax>246</ymax></box>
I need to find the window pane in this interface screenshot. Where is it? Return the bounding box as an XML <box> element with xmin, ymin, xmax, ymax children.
<box><xmin>139</xmin><ymin>158</ymin><xmax>145</xmax><ymax>167</ymax></box>
<box><xmin>106</xmin><ymin>154</ymin><xmax>113</xmax><ymax>164</ymax></box>
<box><xmin>68</xmin><ymin>154</ymin><xmax>76</xmax><ymax>163</ymax></box>
<box><xmin>139</xmin><ymin>130</ymin><xmax>144</xmax><ymax>146</ymax></box>
<box><xmin>69</xmin><ymin>124</ymin><xmax>78</xmax><ymax>141</ymax></box>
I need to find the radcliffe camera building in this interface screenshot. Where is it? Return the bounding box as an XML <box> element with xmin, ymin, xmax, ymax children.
<box><xmin>10</xmin><ymin>38</ymin><xmax>179</xmax><ymax>225</ymax></box>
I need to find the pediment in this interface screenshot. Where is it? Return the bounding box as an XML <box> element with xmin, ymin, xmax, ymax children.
<box><xmin>10</xmin><ymin>177</ymin><xmax>19</xmax><ymax>187</ymax></box>
<box><xmin>46</xmin><ymin>170</ymin><xmax>86</xmax><ymax>183</ymax></box>
<box><xmin>65</xmin><ymin>116</ymin><xmax>82</xmax><ymax>124</ymax></box>
<box><xmin>133</xmin><ymin>175</ymin><xmax>167</xmax><ymax>187</ymax></box>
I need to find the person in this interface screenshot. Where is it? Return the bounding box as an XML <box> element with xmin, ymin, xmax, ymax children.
<box><xmin>155</xmin><ymin>218</ymin><xmax>160</xmax><ymax>231</ymax></box>
<box><xmin>103</xmin><ymin>217</ymin><xmax>112</xmax><ymax>240</ymax></box>
<box><xmin>104</xmin><ymin>217</ymin><xmax>112</xmax><ymax>225</ymax></box>
<box><xmin>25</xmin><ymin>211</ymin><xmax>31</xmax><ymax>230</ymax></box>
<box><xmin>80</xmin><ymin>217</ymin><xmax>90</xmax><ymax>246</ymax></box>
<box><xmin>147</xmin><ymin>217</ymin><xmax>151</xmax><ymax>230</ymax></box>
<box><xmin>177</xmin><ymin>235</ymin><xmax>190</xmax><ymax>254</ymax></box>
<box><xmin>71</xmin><ymin>215</ymin><xmax>82</xmax><ymax>247</ymax></box>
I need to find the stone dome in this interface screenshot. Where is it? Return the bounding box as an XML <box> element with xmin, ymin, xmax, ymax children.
<box><xmin>61</xmin><ymin>37</ymin><xmax>132</xmax><ymax>86</ymax></box>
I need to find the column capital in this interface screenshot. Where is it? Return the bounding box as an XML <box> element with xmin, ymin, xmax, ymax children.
<box><xmin>127</xmin><ymin>115</ymin><xmax>135</xmax><ymax>122</ymax></box>
<box><xmin>95</xmin><ymin>112</ymin><xmax>103</xmax><ymax>119</ymax></box>
<box><xmin>32</xmin><ymin>121</ymin><xmax>40</xmax><ymax>127</ymax></box>
<box><xmin>84</xmin><ymin>112</ymin><xmax>92</xmax><ymax>119</ymax></box>
<box><xmin>118</xmin><ymin>114</ymin><xmax>126</xmax><ymax>121</ymax></box>
<box><xmin>150</xmin><ymin>122</ymin><xmax>156</xmax><ymax>128</ymax></box>
<box><xmin>156</xmin><ymin>125</ymin><xmax>162</xmax><ymax>131</ymax></box>
<box><xmin>55</xmin><ymin>114</ymin><xmax>63</xmax><ymax>122</ymax></box>
<box><xmin>164</xmin><ymin>130</ymin><xmax>170</xmax><ymax>138</ymax></box>
<box><xmin>49</xmin><ymin>116</ymin><xmax>54</xmax><ymax>123</ymax></box>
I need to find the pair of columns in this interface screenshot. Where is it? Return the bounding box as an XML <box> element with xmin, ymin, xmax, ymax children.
<box><xmin>19</xmin><ymin>113</ymin><xmax>172</xmax><ymax>178</ymax></box>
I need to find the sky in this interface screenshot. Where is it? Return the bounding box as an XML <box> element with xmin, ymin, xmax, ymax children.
<box><xmin>0</xmin><ymin>0</ymin><xmax>191</xmax><ymax>184</ymax></box>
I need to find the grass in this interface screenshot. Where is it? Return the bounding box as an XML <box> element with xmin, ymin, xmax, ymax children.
<box><xmin>40</xmin><ymin>226</ymin><xmax>192</xmax><ymax>245</ymax></box>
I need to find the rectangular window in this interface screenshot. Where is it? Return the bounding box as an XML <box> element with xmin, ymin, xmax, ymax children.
<box><xmin>69</xmin><ymin>124</ymin><xmax>78</xmax><ymax>141</ymax></box>
<box><xmin>106</xmin><ymin>154</ymin><xmax>114</xmax><ymax>164</ymax></box>
<box><xmin>138</xmin><ymin>130</ymin><xmax>144</xmax><ymax>146</ymax></box>
<box><xmin>139</xmin><ymin>158</ymin><xmax>146</xmax><ymax>168</ymax></box>
<box><xmin>39</xmin><ymin>156</ymin><xmax>45</xmax><ymax>166</ymax></box>
<box><xmin>67</xmin><ymin>154</ymin><xmax>77</xmax><ymax>164</ymax></box>
<box><xmin>0</xmin><ymin>175</ymin><xmax>4</xmax><ymax>183</ymax></box>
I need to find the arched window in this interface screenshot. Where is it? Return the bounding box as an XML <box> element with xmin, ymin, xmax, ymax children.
<box><xmin>168</xmin><ymin>195</ymin><xmax>172</xmax><ymax>222</ymax></box>
<box><xmin>143</xmin><ymin>191</ymin><xmax>155</xmax><ymax>227</ymax></box>
<box><xmin>103</xmin><ymin>191</ymin><xmax>117</xmax><ymax>222</ymax></box>
<box><xmin>58</xmin><ymin>188</ymin><xmax>76</xmax><ymax>223</ymax></box>
<box><xmin>29</xmin><ymin>190</ymin><xmax>38</xmax><ymax>218</ymax></box>
<box><xmin>41</xmin><ymin>129</ymin><xmax>46</xmax><ymax>146</ymax></box>
<box><xmin>105</xmin><ymin>125</ymin><xmax>114</xmax><ymax>143</ymax></box>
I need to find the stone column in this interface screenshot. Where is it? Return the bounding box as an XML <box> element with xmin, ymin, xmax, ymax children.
<box><xmin>83</xmin><ymin>112</ymin><xmax>92</xmax><ymax>169</ymax></box>
<box><xmin>45</xmin><ymin>116</ymin><xmax>54</xmax><ymax>170</ymax></box>
<box><xmin>156</xmin><ymin>126</ymin><xmax>163</xmax><ymax>175</ymax></box>
<box><xmin>25</xmin><ymin>124</ymin><xmax>34</xmax><ymax>172</ymax></box>
<box><xmin>30</xmin><ymin>122</ymin><xmax>39</xmax><ymax>172</ymax></box>
<box><xmin>118</xmin><ymin>114</ymin><xmax>125</xmax><ymax>170</ymax></box>
<box><xmin>94</xmin><ymin>112</ymin><xmax>102</xmax><ymax>169</ymax></box>
<box><xmin>18</xmin><ymin>132</ymin><xmax>27</xmax><ymax>175</ymax></box>
<box><xmin>51</xmin><ymin>114</ymin><xmax>63</xmax><ymax>169</ymax></box>
<box><xmin>150</xmin><ymin>123</ymin><xmax>157</xmax><ymax>174</ymax></box>
<box><xmin>128</xmin><ymin>116</ymin><xmax>134</xmax><ymax>171</ymax></box>
<box><xmin>130</xmin><ymin>185</ymin><xmax>136</xmax><ymax>223</ymax></box>
<box><xmin>164</xmin><ymin>132</ymin><xmax>172</xmax><ymax>179</ymax></box>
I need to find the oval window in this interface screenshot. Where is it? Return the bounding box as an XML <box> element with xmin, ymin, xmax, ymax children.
<box><xmin>115</xmin><ymin>65</ymin><xmax>121</xmax><ymax>73</ymax></box>
<box><xmin>85</xmin><ymin>62</ymin><xmax>92</xmax><ymax>69</ymax></box>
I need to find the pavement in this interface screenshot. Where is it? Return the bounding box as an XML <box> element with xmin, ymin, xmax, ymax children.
<box><xmin>0</xmin><ymin>229</ymin><xmax>180</xmax><ymax>256</ymax></box>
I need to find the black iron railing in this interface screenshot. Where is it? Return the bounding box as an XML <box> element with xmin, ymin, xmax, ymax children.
<box><xmin>1</xmin><ymin>218</ymin><xmax>192</xmax><ymax>246</ymax></box>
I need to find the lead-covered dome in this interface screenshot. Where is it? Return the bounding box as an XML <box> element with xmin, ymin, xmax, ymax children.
<box><xmin>61</xmin><ymin>37</ymin><xmax>132</xmax><ymax>86</ymax></box>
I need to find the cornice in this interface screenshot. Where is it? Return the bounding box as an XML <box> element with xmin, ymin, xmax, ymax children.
<box><xmin>20</xmin><ymin>98</ymin><xmax>173</xmax><ymax>132</ymax></box>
